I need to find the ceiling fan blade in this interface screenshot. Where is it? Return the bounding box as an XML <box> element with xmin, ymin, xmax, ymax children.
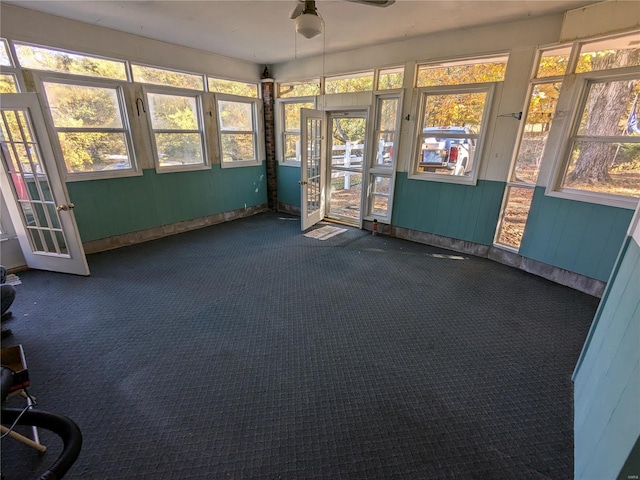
<box><xmin>290</xmin><ymin>2</ymin><xmax>305</xmax><ymax>19</ymax></box>
<box><xmin>345</xmin><ymin>0</ymin><xmax>396</xmax><ymax>7</ymax></box>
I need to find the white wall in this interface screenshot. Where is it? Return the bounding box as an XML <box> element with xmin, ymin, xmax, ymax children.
<box><xmin>0</xmin><ymin>4</ymin><xmax>261</xmax><ymax>82</ymax></box>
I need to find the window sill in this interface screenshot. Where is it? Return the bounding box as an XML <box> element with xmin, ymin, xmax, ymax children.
<box><xmin>220</xmin><ymin>160</ymin><xmax>263</xmax><ymax>169</ymax></box>
<box><xmin>155</xmin><ymin>163</ymin><xmax>211</xmax><ymax>174</ymax></box>
<box><xmin>407</xmin><ymin>171</ymin><xmax>478</xmax><ymax>186</ymax></box>
<box><xmin>279</xmin><ymin>160</ymin><xmax>302</xmax><ymax>168</ymax></box>
<box><xmin>545</xmin><ymin>187</ymin><xmax>639</xmax><ymax>210</ymax></box>
<box><xmin>63</xmin><ymin>168</ymin><xmax>144</xmax><ymax>182</ymax></box>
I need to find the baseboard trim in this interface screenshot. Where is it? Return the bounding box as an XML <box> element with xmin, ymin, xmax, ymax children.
<box><xmin>83</xmin><ymin>204</ymin><xmax>269</xmax><ymax>254</ymax></box>
<box><xmin>378</xmin><ymin>223</ymin><xmax>605</xmax><ymax>298</ymax></box>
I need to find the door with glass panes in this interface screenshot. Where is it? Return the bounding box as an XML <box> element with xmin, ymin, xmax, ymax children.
<box><xmin>0</xmin><ymin>93</ymin><xmax>89</xmax><ymax>275</ymax></box>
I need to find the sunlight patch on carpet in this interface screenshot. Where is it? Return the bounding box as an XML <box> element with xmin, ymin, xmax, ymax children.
<box><xmin>303</xmin><ymin>225</ymin><xmax>348</xmax><ymax>241</ymax></box>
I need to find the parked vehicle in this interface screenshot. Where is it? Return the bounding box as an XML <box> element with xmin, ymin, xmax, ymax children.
<box><xmin>420</xmin><ymin>126</ymin><xmax>475</xmax><ymax>176</ymax></box>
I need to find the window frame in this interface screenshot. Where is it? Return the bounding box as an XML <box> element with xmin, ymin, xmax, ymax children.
<box><xmin>215</xmin><ymin>93</ymin><xmax>263</xmax><ymax>168</ymax></box>
<box><xmin>547</xmin><ymin>68</ymin><xmax>640</xmax><ymax>209</ymax></box>
<box><xmin>34</xmin><ymin>72</ymin><xmax>140</xmax><ymax>181</ymax></box>
<box><xmin>408</xmin><ymin>82</ymin><xmax>495</xmax><ymax>186</ymax></box>
<box><xmin>143</xmin><ymin>85</ymin><xmax>210</xmax><ymax>174</ymax></box>
<box><xmin>276</xmin><ymin>96</ymin><xmax>316</xmax><ymax>166</ymax></box>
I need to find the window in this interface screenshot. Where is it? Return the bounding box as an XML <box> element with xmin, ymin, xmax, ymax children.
<box><xmin>208</xmin><ymin>78</ymin><xmax>258</xmax><ymax>98</ymax></box>
<box><xmin>367</xmin><ymin>93</ymin><xmax>402</xmax><ymax>221</ymax></box>
<box><xmin>131</xmin><ymin>64</ymin><xmax>204</xmax><ymax>90</ymax></box>
<box><xmin>325</xmin><ymin>71</ymin><xmax>374</xmax><ymax>94</ymax></box>
<box><xmin>41</xmin><ymin>79</ymin><xmax>137</xmax><ymax>177</ymax></box>
<box><xmin>277</xmin><ymin>80</ymin><xmax>320</xmax><ymax>98</ymax></box>
<box><xmin>279</xmin><ymin>98</ymin><xmax>315</xmax><ymax>164</ymax></box>
<box><xmin>416</xmin><ymin>55</ymin><xmax>508</xmax><ymax>87</ymax></box>
<box><xmin>14</xmin><ymin>43</ymin><xmax>127</xmax><ymax>80</ymax></box>
<box><xmin>146</xmin><ymin>89</ymin><xmax>208</xmax><ymax>172</ymax></box>
<box><xmin>1</xmin><ymin>38</ymin><xmax>21</xmax><ymax>93</ymax></box>
<box><xmin>377</xmin><ymin>67</ymin><xmax>404</xmax><ymax>90</ymax></box>
<box><xmin>411</xmin><ymin>84</ymin><xmax>493</xmax><ymax>184</ymax></box>
<box><xmin>559</xmin><ymin>76</ymin><xmax>640</xmax><ymax>200</ymax></box>
<box><xmin>575</xmin><ymin>32</ymin><xmax>640</xmax><ymax>73</ymax></box>
<box><xmin>535</xmin><ymin>46</ymin><xmax>571</xmax><ymax>79</ymax></box>
<box><xmin>217</xmin><ymin>95</ymin><xmax>261</xmax><ymax>166</ymax></box>
<box><xmin>496</xmin><ymin>81</ymin><xmax>562</xmax><ymax>249</ymax></box>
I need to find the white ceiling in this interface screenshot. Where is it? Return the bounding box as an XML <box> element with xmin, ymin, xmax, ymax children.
<box><xmin>5</xmin><ymin>0</ymin><xmax>601</xmax><ymax>65</ymax></box>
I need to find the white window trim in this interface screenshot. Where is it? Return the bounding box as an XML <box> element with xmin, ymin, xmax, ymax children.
<box><xmin>33</xmin><ymin>72</ymin><xmax>141</xmax><ymax>182</ymax></box>
<box><xmin>276</xmin><ymin>96</ymin><xmax>316</xmax><ymax>166</ymax></box>
<box><xmin>216</xmin><ymin>93</ymin><xmax>264</xmax><ymax>168</ymax></box>
<box><xmin>408</xmin><ymin>83</ymin><xmax>496</xmax><ymax>186</ymax></box>
<box><xmin>143</xmin><ymin>85</ymin><xmax>210</xmax><ymax>174</ymax></box>
<box><xmin>546</xmin><ymin>69</ymin><xmax>640</xmax><ymax>210</ymax></box>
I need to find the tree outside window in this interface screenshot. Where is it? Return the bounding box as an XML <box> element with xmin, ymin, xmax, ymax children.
<box><xmin>217</xmin><ymin>97</ymin><xmax>259</xmax><ymax>165</ymax></box>
<box><xmin>147</xmin><ymin>91</ymin><xmax>206</xmax><ymax>170</ymax></box>
<box><xmin>42</xmin><ymin>81</ymin><xmax>134</xmax><ymax>174</ymax></box>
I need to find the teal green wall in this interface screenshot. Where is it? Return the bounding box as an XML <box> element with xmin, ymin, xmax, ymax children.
<box><xmin>391</xmin><ymin>173</ymin><xmax>505</xmax><ymax>245</ymax></box>
<box><xmin>519</xmin><ymin>187</ymin><xmax>634</xmax><ymax>282</ymax></box>
<box><xmin>573</xmin><ymin>235</ymin><xmax>640</xmax><ymax>480</ymax></box>
<box><xmin>277</xmin><ymin>164</ymin><xmax>300</xmax><ymax>207</ymax></box>
<box><xmin>67</xmin><ymin>165</ymin><xmax>266</xmax><ymax>242</ymax></box>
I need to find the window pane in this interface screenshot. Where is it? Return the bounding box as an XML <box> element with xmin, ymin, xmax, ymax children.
<box><xmin>417</xmin><ymin>56</ymin><xmax>507</xmax><ymax>87</ymax></box>
<box><xmin>325</xmin><ymin>72</ymin><xmax>374</xmax><ymax>94</ymax></box>
<box><xmin>536</xmin><ymin>46</ymin><xmax>571</xmax><ymax>78</ymax></box>
<box><xmin>221</xmin><ymin>133</ymin><xmax>255</xmax><ymax>162</ymax></box>
<box><xmin>497</xmin><ymin>186</ymin><xmax>534</xmax><ymax>249</ymax></box>
<box><xmin>371</xmin><ymin>176</ymin><xmax>391</xmax><ymax>215</ymax></box>
<box><xmin>15</xmin><ymin>43</ymin><xmax>127</xmax><ymax>80</ymax></box>
<box><xmin>284</xmin><ymin>133</ymin><xmax>301</xmax><ymax>162</ymax></box>
<box><xmin>132</xmin><ymin>64</ymin><xmax>203</xmax><ymax>90</ymax></box>
<box><xmin>155</xmin><ymin>133</ymin><xmax>203</xmax><ymax>166</ymax></box>
<box><xmin>375</xmin><ymin>132</ymin><xmax>395</xmax><ymax>167</ymax></box>
<box><xmin>0</xmin><ymin>73</ymin><xmax>18</xmax><ymax>93</ymax></box>
<box><xmin>512</xmin><ymin>82</ymin><xmax>562</xmax><ymax>184</ymax></box>
<box><xmin>379</xmin><ymin>98</ymin><xmax>398</xmax><ymax>131</ymax></box>
<box><xmin>378</xmin><ymin>67</ymin><xmax>404</xmax><ymax>90</ymax></box>
<box><xmin>218</xmin><ymin>101</ymin><xmax>253</xmax><ymax>131</ymax></box>
<box><xmin>208</xmin><ymin>78</ymin><xmax>257</xmax><ymax>98</ymax></box>
<box><xmin>148</xmin><ymin>93</ymin><xmax>199</xmax><ymax>130</ymax></box>
<box><xmin>43</xmin><ymin>83</ymin><xmax>124</xmax><ymax>129</ymax></box>
<box><xmin>284</xmin><ymin>102</ymin><xmax>313</xmax><ymax>131</ymax></box>
<box><xmin>422</xmin><ymin>92</ymin><xmax>487</xmax><ymax>129</ymax></box>
<box><xmin>0</xmin><ymin>39</ymin><xmax>12</xmax><ymax>66</ymax></box>
<box><xmin>57</xmin><ymin>132</ymin><xmax>129</xmax><ymax>172</ymax></box>
<box><xmin>577</xmin><ymin>80</ymin><xmax>640</xmax><ymax>137</ymax></box>
<box><xmin>278</xmin><ymin>81</ymin><xmax>320</xmax><ymax>97</ymax></box>
<box><xmin>562</xmin><ymin>141</ymin><xmax>640</xmax><ymax>198</ymax></box>
<box><xmin>576</xmin><ymin>32</ymin><xmax>640</xmax><ymax>73</ymax></box>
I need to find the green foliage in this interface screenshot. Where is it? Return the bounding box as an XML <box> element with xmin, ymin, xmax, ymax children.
<box><xmin>132</xmin><ymin>64</ymin><xmax>204</xmax><ymax>90</ymax></box>
<box><xmin>325</xmin><ymin>74</ymin><xmax>373</xmax><ymax>94</ymax></box>
<box><xmin>15</xmin><ymin>44</ymin><xmax>126</xmax><ymax>80</ymax></box>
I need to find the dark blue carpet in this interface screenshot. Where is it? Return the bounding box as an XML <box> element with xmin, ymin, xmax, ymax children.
<box><xmin>1</xmin><ymin>213</ymin><xmax>599</xmax><ymax>479</ymax></box>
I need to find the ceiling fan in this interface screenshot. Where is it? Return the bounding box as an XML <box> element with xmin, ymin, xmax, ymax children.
<box><xmin>290</xmin><ymin>0</ymin><xmax>396</xmax><ymax>39</ymax></box>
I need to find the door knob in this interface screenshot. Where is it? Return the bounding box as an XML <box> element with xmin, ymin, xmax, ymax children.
<box><xmin>298</xmin><ymin>180</ymin><xmax>308</xmax><ymax>185</ymax></box>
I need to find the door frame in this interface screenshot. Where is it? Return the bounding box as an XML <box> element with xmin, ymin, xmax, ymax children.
<box><xmin>0</xmin><ymin>93</ymin><xmax>89</xmax><ymax>275</ymax></box>
<box><xmin>324</xmin><ymin>106</ymin><xmax>371</xmax><ymax>229</ymax></box>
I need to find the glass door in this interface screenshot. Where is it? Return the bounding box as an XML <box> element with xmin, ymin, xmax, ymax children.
<box><xmin>0</xmin><ymin>94</ymin><xmax>89</xmax><ymax>275</ymax></box>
